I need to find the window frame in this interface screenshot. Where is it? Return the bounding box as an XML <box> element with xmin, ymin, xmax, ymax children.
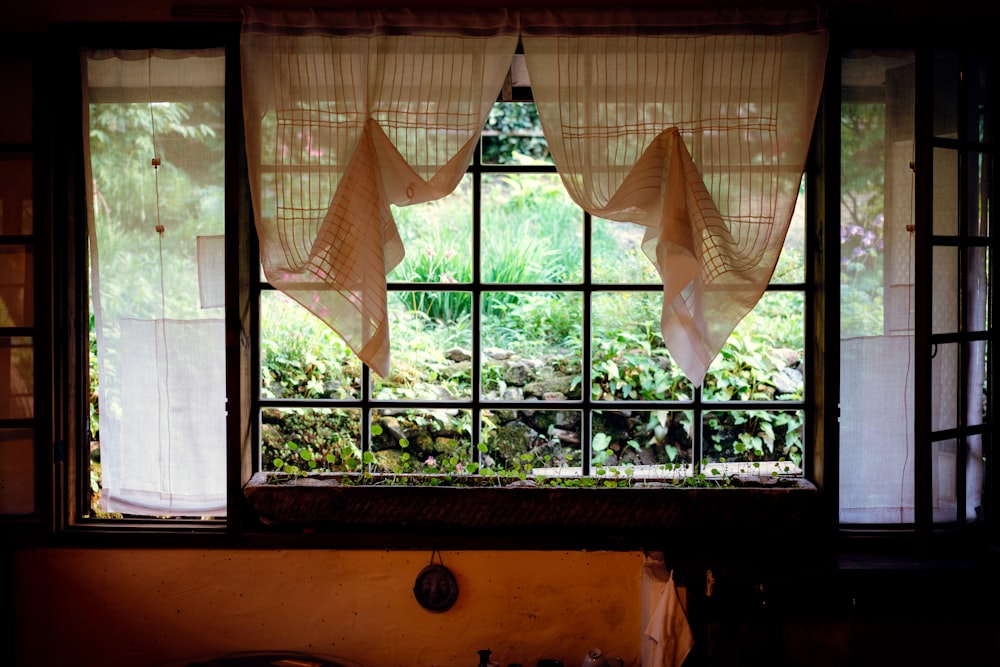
<box><xmin>12</xmin><ymin>16</ymin><xmax>993</xmax><ymax>558</ymax></box>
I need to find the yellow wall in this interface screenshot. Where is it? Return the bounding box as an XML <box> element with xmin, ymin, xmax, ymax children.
<box><xmin>15</xmin><ymin>548</ymin><xmax>645</xmax><ymax>667</ymax></box>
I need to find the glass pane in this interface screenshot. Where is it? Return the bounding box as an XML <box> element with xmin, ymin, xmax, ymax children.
<box><xmin>772</xmin><ymin>177</ymin><xmax>806</xmax><ymax>284</ymax></box>
<box><xmin>261</xmin><ymin>407</ymin><xmax>362</xmax><ymax>474</ymax></box>
<box><xmin>481</xmin><ymin>291</ymin><xmax>582</xmax><ymax>401</ymax></box>
<box><xmin>0</xmin><ymin>336</ymin><xmax>32</xmax><ymax>419</ymax></box>
<box><xmin>0</xmin><ymin>245</ymin><xmax>31</xmax><ymax>327</ymax></box>
<box><xmin>932</xmin><ymin>246</ymin><xmax>959</xmax><ymax>335</ymax></box>
<box><xmin>481</xmin><ymin>409</ymin><xmax>581</xmax><ymax>478</ymax></box>
<box><xmin>389</xmin><ymin>175</ymin><xmax>472</xmax><ymax>283</ymax></box>
<box><xmin>481</xmin><ymin>173</ymin><xmax>582</xmax><ymax>284</ymax></box>
<box><xmin>840</xmin><ymin>334</ymin><xmax>915</xmax><ymax>524</ymax></box>
<box><xmin>481</xmin><ymin>102</ymin><xmax>551</xmax><ymax>166</ymax></box>
<box><xmin>373</xmin><ymin>291</ymin><xmax>473</xmax><ymax>400</ymax></box>
<box><xmin>0</xmin><ymin>428</ymin><xmax>33</xmax><ymax>515</ymax></box>
<box><xmin>968</xmin><ymin>52</ymin><xmax>991</xmax><ymax>144</ymax></box>
<box><xmin>931</xmin><ymin>438</ymin><xmax>959</xmax><ymax>523</ymax></box>
<box><xmin>704</xmin><ymin>291</ymin><xmax>804</xmax><ymax>402</ymax></box>
<box><xmin>966</xmin><ymin>245</ymin><xmax>989</xmax><ymax>333</ymax></box>
<box><xmin>965</xmin><ymin>340</ymin><xmax>988</xmax><ymax>429</ymax></box>
<box><xmin>0</xmin><ymin>58</ymin><xmax>31</xmax><ymax>144</ymax></box>
<box><xmin>702</xmin><ymin>410</ymin><xmax>804</xmax><ymax>476</ymax></box>
<box><xmin>592</xmin><ymin>409</ymin><xmax>693</xmax><ymax>476</ymax></box>
<box><xmin>591</xmin><ymin>217</ymin><xmax>659</xmax><ymax>284</ymax></box>
<box><xmin>969</xmin><ymin>151</ymin><xmax>989</xmax><ymax>236</ymax></box>
<box><xmin>591</xmin><ymin>291</ymin><xmax>690</xmax><ymax>401</ymax></box>
<box><xmin>371</xmin><ymin>407</ymin><xmax>473</xmax><ymax>475</ymax></box>
<box><xmin>932</xmin><ymin>342</ymin><xmax>959</xmax><ymax>432</ymax></box>
<box><xmin>260</xmin><ymin>290</ymin><xmax>360</xmax><ymax>400</ymax></box>
<box><xmin>0</xmin><ymin>159</ymin><xmax>33</xmax><ymax>234</ymax></box>
<box><xmin>933</xmin><ymin>147</ymin><xmax>958</xmax><ymax>236</ymax></box>
<box><xmin>933</xmin><ymin>49</ymin><xmax>959</xmax><ymax>140</ymax></box>
<box><xmin>86</xmin><ymin>49</ymin><xmax>227</xmax><ymax>518</ymax></box>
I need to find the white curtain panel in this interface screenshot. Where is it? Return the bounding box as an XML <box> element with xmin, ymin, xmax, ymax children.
<box><xmin>83</xmin><ymin>49</ymin><xmax>228</xmax><ymax>516</ymax></box>
<box><xmin>241</xmin><ymin>8</ymin><xmax>519</xmax><ymax>376</ymax></box>
<box><xmin>521</xmin><ymin>8</ymin><xmax>828</xmax><ymax>385</ymax></box>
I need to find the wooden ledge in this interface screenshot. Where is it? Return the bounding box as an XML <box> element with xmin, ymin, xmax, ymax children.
<box><xmin>244</xmin><ymin>472</ymin><xmax>821</xmax><ymax>542</ymax></box>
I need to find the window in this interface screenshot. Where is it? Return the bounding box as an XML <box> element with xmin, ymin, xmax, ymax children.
<box><xmin>837</xmin><ymin>47</ymin><xmax>994</xmax><ymax>533</ymax></box>
<box><xmin>83</xmin><ymin>48</ymin><xmax>228</xmax><ymax>518</ymax></box>
<box><xmin>256</xmin><ymin>101</ymin><xmax>808</xmax><ymax>488</ymax></box>
<box><xmin>0</xmin><ymin>48</ymin><xmax>37</xmax><ymax>520</ymax></box>
<box><xmin>13</xmin><ymin>17</ymin><xmax>991</xmax><ymax>550</ymax></box>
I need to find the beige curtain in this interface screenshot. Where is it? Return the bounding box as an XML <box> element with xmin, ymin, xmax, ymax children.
<box><xmin>521</xmin><ymin>8</ymin><xmax>828</xmax><ymax>385</ymax></box>
<box><xmin>241</xmin><ymin>8</ymin><xmax>519</xmax><ymax>376</ymax></box>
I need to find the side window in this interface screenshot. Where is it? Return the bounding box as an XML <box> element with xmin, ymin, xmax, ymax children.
<box><xmin>83</xmin><ymin>48</ymin><xmax>227</xmax><ymax>519</ymax></box>
<box><xmin>838</xmin><ymin>47</ymin><xmax>993</xmax><ymax>528</ymax></box>
<box><xmin>0</xmin><ymin>51</ymin><xmax>35</xmax><ymax>518</ymax></box>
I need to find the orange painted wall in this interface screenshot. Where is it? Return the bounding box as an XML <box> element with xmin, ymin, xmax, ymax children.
<box><xmin>15</xmin><ymin>548</ymin><xmax>645</xmax><ymax>667</ymax></box>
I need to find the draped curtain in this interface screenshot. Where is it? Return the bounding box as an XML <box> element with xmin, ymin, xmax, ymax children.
<box><xmin>241</xmin><ymin>8</ymin><xmax>828</xmax><ymax>385</ymax></box>
<box><xmin>521</xmin><ymin>8</ymin><xmax>827</xmax><ymax>384</ymax></box>
<box><xmin>241</xmin><ymin>8</ymin><xmax>519</xmax><ymax>376</ymax></box>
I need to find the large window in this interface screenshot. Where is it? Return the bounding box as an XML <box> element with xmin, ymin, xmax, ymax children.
<box><xmin>16</xmin><ymin>20</ymin><xmax>989</xmax><ymax>548</ymax></box>
<box><xmin>256</xmin><ymin>101</ymin><xmax>807</xmax><ymax>487</ymax></box>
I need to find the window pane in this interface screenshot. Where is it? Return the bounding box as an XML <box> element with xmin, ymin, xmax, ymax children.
<box><xmin>482</xmin><ymin>409</ymin><xmax>580</xmax><ymax>477</ymax></box>
<box><xmin>481</xmin><ymin>291</ymin><xmax>583</xmax><ymax>401</ymax></box>
<box><xmin>389</xmin><ymin>175</ymin><xmax>472</xmax><ymax>283</ymax></box>
<box><xmin>702</xmin><ymin>410</ymin><xmax>804</xmax><ymax>476</ymax></box>
<box><xmin>0</xmin><ymin>159</ymin><xmax>33</xmax><ymax>234</ymax></box>
<box><xmin>0</xmin><ymin>58</ymin><xmax>31</xmax><ymax>144</ymax></box>
<box><xmin>481</xmin><ymin>173</ymin><xmax>582</xmax><ymax>284</ymax></box>
<box><xmin>0</xmin><ymin>336</ymin><xmax>32</xmax><ymax>419</ymax></box>
<box><xmin>0</xmin><ymin>428</ymin><xmax>33</xmax><ymax>515</ymax></box>
<box><xmin>932</xmin><ymin>246</ymin><xmax>959</xmax><ymax>335</ymax></box>
<box><xmin>971</xmin><ymin>151</ymin><xmax>989</xmax><ymax>236</ymax></box>
<box><xmin>591</xmin><ymin>291</ymin><xmax>690</xmax><ymax>401</ymax></box>
<box><xmin>932</xmin><ymin>342</ymin><xmax>960</xmax><ymax>432</ymax></box>
<box><xmin>592</xmin><ymin>217</ymin><xmax>660</xmax><ymax>284</ymax></box>
<box><xmin>262</xmin><ymin>407</ymin><xmax>361</xmax><ymax>474</ymax></box>
<box><xmin>86</xmin><ymin>49</ymin><xmax>227</xmax><ymax>517</ymax></box>
<box><xmin>260</xmin><ymin>290</ymin><xmax>361</xmax><ymax>400</ymax></box>
<box><xmin>703</xmin><ymin>292</ymin><xmax>804</xmax><ymax>402</ymax></box>
<box><xmin>0</xmin><ymin>245</ymin><xmax>31</xmax><ymax>327</ymax></box>
<box><xmin>966</xmin><ymin>245</ymin><xmax>989</xmax><ymax>333</ymax></box>
<box><xmin>933</xmin><ymin>147</ymin><xmax>959</xmax><ymax>236</ymax></box>
<box><xmin>931</xmin><ymin>438</ymin><xmax>959</xmax><ymax>523</ymax></box>
<box><xmin>592</xmin><ymin>409</ymin><xmax>693</xmax><ymax>474</ymax></box>
<box><xmin>481</xmin><ymin>102</ymin><xmax>551</xmax><ymax>166</ymax></box>
<box><xmin>840</xmin><ymin>50</ymin><xmax>917</xmax><ymax>524</ymax></box>
<box><xmin>372</xmin><ymin>408</ymin><xmax>473</xmax><ymax>475</ymax></box>
<box><xmin>772</xmin><ymin>178</ymin><xmax>807</xmax><ymax>284</ymax></box>
<box><xmin>373</xmin><ymin>291</ymin><xmax>473</xmax><ymax>400</ymax></box>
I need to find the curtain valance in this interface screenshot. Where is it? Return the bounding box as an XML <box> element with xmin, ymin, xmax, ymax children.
<box><xmin>241</xmin><ymin>7</ymin><xmax>827</xmax><ymax>385</ymax></box>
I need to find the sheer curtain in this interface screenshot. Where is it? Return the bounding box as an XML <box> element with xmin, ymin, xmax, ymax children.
<box><xmin>83</xmin><ymin>49</ymin><xmax>227</xmax><ymax>516</ymax></box>
<box><xmin>241</xmin><ymin>8</ymin><xmax>519</xmax><ymax>376</ymax></box>
<box><xmin>521</xmin><ymin>8</ymin><xmax>827</xmax><ymax>385</ymax></box>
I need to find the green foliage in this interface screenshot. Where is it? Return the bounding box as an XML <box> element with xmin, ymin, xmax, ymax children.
<box><xmin>262</xmin><ymin>408</ymin><xmax>361</xmax><ymax>475</ymax></box>
<box><xmin>260</xmin><ymin>292</ymin><xmax>359</xmax><ymax>400</ymax></box>
<box><xmin>840</xmin><ymin>103</ymin><xmax>886</xmax><ymax>337</ymax></box>
<box><xmin>481</xmin><ymin>103</ymin><xmax>551</xmax><ymax>165</ymax></box>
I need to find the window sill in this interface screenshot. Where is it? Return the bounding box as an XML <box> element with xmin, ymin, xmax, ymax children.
<box><xmin>243</xmin><ymin>472</ymin><xmax>822</xmax><ymax>547</ymax></box>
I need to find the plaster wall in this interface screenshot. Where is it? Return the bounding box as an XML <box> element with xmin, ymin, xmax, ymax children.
<box><xmin>15</xmin><ymin>548</ymin><xmax>645</xmax><ymax>667</ymax></box>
